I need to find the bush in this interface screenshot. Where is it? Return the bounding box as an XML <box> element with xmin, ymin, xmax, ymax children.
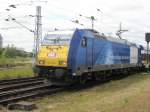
<box><xmin>0</xmin><ymin>45</ymin><xmax>32</xmax><ymax>58</ymax></box>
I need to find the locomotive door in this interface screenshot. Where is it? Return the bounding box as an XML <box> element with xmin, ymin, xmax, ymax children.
<box><xmin>86</xmin><ymin>38</ymin><xmax>93</xmax><ymax>71</ymax></box>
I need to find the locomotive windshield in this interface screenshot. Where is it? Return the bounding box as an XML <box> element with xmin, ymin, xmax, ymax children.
<box><xmin>42</xmin><ymin>31</ymin><xmax>74</xmax><ymax>45</ymax></box>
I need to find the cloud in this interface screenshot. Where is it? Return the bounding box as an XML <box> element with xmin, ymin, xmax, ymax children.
<box><xmin>0</xmin><ymin>0</ymin><xmax>149</xmax><ymax>51</ymax></box>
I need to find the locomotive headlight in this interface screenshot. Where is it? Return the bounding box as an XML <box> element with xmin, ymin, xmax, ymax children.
<box><xmin>59</xmin><ymin>61</ymin><xmax>66</xmax><ymax>65</ymax></box>
<box><xmin>39</xmin><ymin>60</ymin><xmax>45</xmax><ymax>64</ymax></box>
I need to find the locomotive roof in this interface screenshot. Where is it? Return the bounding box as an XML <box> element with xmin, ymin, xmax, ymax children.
<box><xmin>46</xmin><ymin>30</ymin><xmax>75</xmax><ymax>35</ymax></box>
<box><xmin>45</xmin><ymin>28</ymin><xmax>140</xmax><ymax>47</ymax></box>
<box><xmin>88</xmin><ymin>29</ymin><xmax>138</xmax><ymax>47</ymax></box>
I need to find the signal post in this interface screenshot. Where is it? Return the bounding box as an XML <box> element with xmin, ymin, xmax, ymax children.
<box><xmin>145</xmin><ymin>33</ymin><xmax>150</xmax><ymax>71</ymax></box>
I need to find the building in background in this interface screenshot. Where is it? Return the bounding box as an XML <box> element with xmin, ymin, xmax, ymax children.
<box><xmin>0</xmin><ymin>34</ymin><xmax>3</xmax><ymax>48</ymax></box>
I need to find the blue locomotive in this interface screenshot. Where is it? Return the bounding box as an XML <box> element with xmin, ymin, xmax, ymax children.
<box><xmin>35</xmin><ymin>29</ymin><xmax>144</xmax><ymax>83</ymax></box>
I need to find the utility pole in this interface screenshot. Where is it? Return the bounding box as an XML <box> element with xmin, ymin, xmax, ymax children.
<box><xmin>5</xmin><ymin>4</ymin><xmax>42</xmax><ymax>65</ymax></box>
<box><xmin>116</xmin><ymin>23</ymin><xmax>128</xmax><ymax>39</ymax></box>
<box><xmin>91</xmin><ymin>16</ymin><xmax>95</xmax><ymax>30</ymax></box>
<box><xmin>34</xmin><ymin>6</ymin><xmax>42</xmax><ymax>60</ymax></box>
<box><xmin>79</xmin><ymin>14</ymin><xmax>96</xmax><ymax>30</ymax></box>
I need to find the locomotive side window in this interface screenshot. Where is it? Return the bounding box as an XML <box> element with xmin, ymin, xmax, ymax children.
<box><xmin>81</xmin><ymin>37</ymin><xmax>87</xmax><ymax>47</ymax></box>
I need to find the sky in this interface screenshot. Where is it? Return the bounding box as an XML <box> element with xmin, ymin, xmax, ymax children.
<box><xmin>0</xmin><ymin>0</ymin><xmax>150</xmax><ymax>51</ymax></box>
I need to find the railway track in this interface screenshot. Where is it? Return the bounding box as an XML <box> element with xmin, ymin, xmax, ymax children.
<box><xmin>0</xmin><ymin>77</ymin><xmax>44</xmax><ymax>85</ymax></box>
<box><xmin>0</xmin><ymin>77</ymin><xmax>64</xmax><ymax>105</ymax></box>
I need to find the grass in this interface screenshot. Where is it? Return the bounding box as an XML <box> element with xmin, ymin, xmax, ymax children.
<box><xmin>0</xmin><ymin>57</ymin><xmax>33</xmax><ymax>79</ymax></box>
<box><xmin>0</xmin><ymin>57</ymin><xmax>32</xmax><ymax>66</ymax></box>
<box><xmin>0</xmin><ymin>65</ymin><xmax>33</xmax><ymax>79</ymax></box>
<box><xmin>29</xmin><ymin>72</ymin><xmax>150</xmax><ymax>112</ymax></box>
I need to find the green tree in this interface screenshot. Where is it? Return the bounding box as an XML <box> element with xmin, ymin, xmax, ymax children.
<box><xmin>1</xmin><ymin>45</ymin><xmax>32</xmax><ymax>58</ymax></box>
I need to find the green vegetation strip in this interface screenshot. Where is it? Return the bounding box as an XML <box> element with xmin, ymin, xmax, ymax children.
<box><xmin>0</xmin><ymin>58</ymin><xmax>32</xmax><ymax>67</ymax></box>
<box><xmin>0</xmin><ymin>66</ymin><xmax>33</xmax><ymax>80</ymax></box>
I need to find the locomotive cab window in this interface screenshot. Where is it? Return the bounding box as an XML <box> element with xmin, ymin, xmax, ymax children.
<box><xmin>42</xmin><ymin>31</ymin><xmax>74</xmax><ymax>45</ymax></box>
<box><xmin>81</xmin><ymin>37</ymin><xmax>87</xmax><ymax>47</ymax></box>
